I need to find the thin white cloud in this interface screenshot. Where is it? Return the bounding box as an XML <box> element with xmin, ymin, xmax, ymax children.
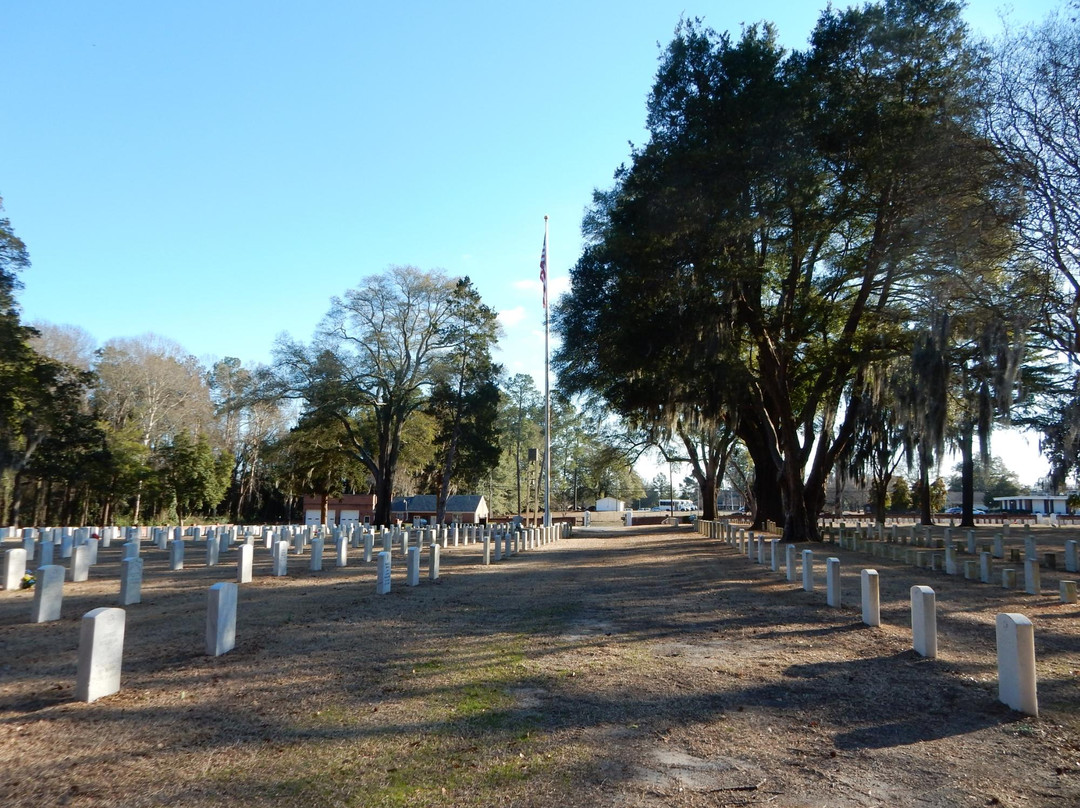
<box><xmin>498</xmin><ymin>306</ymin><xmax>527</xmax><ymax>328</ymax></box>
<box><xmin>550</xmin><ymin>276</ymin><xmax>571</xmax><ymax>299</ymax></box>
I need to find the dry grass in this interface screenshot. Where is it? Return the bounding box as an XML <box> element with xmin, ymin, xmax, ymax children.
<box><xmin>1</xmin><ymin>524</ymin><xmax>1078</xmax><ymax>807</ymax></box>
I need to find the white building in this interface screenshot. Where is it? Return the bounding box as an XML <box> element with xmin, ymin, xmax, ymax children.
<box><xmin>996</xmin><ymin>494</ymin><xmax>1070</xmax><ymax>515</ymax></box>
<box><xmin>594</xmin><ymin>496</ymin><xmax>626</xmax><ymax>512</ymax></box>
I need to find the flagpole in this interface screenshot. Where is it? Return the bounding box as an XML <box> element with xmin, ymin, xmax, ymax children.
<box><xmin>543</xmin><ymin>215</ymin><xmax>552</xmax><ymax>528</ymax></box>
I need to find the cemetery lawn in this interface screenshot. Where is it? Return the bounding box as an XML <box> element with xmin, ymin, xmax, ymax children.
<box><xmin>2</xmin><ymin>525</ymin><xmax>1079</xmax><ymax>807</ymax></box>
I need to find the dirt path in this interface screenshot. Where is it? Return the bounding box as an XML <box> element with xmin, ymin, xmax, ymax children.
<box><xmin>1</xmin><ymin>525</ymin><xmax>1078</xmax><ymax>807</ymax></box>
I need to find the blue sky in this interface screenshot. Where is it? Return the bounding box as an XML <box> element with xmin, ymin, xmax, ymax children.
<box><xmin>1</xmin><ymin>0</ymin><xmax>1061</xmax><ymax>485</ymax></box>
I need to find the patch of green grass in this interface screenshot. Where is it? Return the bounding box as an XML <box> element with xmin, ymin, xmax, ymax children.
<box><xmin>483</xmin><ymin>760</ymin><xmax>533</xmax><ymax>785</ymax></box>
<box><xmin>412</xmin><ymin>659</ymin><xmax>443</xmax><ymax>672</ymax></box>
<box><xmin>453</xmin><ymin>683</ymin><xmax>513</xmax><ymax>719</ymax></box>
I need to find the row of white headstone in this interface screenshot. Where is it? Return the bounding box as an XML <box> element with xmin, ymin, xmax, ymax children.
<box><xmin>697</xmin><ymin>520</ymin><xmax>1042</xmax><ymax>717</ymax></box>
<box><xmin>823</xmin><ymin>523</ymin><xmax>1079</xmax><ymax>598</ymax></box>
<box><xmin>5</xmin><ymin>520</ymin><xmax>570</xmax><ymax>703</ymax></box>
<box><xmin>3</xmin><ymin>520</ymin><xmax>571</xmax><ymax>600</ymax></box>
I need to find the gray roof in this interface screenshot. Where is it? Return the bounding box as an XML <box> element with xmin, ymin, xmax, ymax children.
<box><xmin>391</xmin><ymin>495</ymin><xmax>486</xmax><ymax>513</ymax></box>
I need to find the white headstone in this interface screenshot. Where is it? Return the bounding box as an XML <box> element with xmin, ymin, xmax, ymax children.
<box><xmin>861</xmin><ymin>569</ymin><xmax>880</xmax><ymax>627</ymax></box>
<box><xmin>206</xmin><ymin>534</ymin><xmax>220</xmax><ymax>567</ymax></box>
<box><xmin>429</xmin><ymin>543</ymin><xmax>440</xmax><ymax>581</ymax></box>
<box><xmin>826</xmin><ymin>557</ymin><xmax>841</xmax><ymax>607</ymax></box>
<box><xmin>786</xmin><ymin>545</ymin><xmax>797</xmax><ymax>583</ymax></box>
<box><xmin>119</xmin><ymin>558</ymin><xmax>143</xmax><ymax>606</ymax></box>
<box><xmin>944</xmin><ymin>542</ymin><xmax>957</xmax><ymax>576</ymax></box>
<box><xmin>38</xmin><ymin>538</ymin><xmax>54</xmax><ymax>566</ymax></box>
<box><xmin>70</xmin><ymin>545</ymin><xmax>91</xmax><ymax>582</ymax></box>
<box><xmin>272</xmin><ymin>540</ymin><xmax>289</xmax><ymax>576</ymax></box>
<box><xmin>4</xmin><ymin>547</ymin><xmax>27</xmax><ymax>590</ymax></box>
<box><xmin>1061</xmin><ymin>580</ymin><xmax>1077</xmax><ymax>604</ymax></box>
<box><xmin>1024</xmin><ymin>559</ymin><xmax>1041</xmax><ymax>595</ymax></box>
<box><xmin>1065</xmin><ymin>540</ymin><xmax>1078</xmax><ymax>574</ymax></box>
<box><xmin>376</xmin><ymin>551</ymin><xmax>391</xmax><ymax>594</ymax></box>
<box><xmin>31</xmin><ymin>564</ymin><xmax>65</xmax><ymax>622</ymax></box>
<box><xmin>76</xmin><ymin>607</ymin><xmax>126</xmax><ymax>702</ymax></box>
<box><xmin>996</xmin><ymin>613</ymin><xmax>1038</xmax><ymax>716</ymax></box>
<box><xmin>1025</xmin><ymin>535</ymin><xmax>1037</xmax><ymax>561</ymax></box>
<box><xmin>310</xmin><ymin>537</ymin><xmax>323</xmax><ymax>572</ymax></box>
<box><xmin>206</xmin><ymin>582</ymin><xmax>237</xmax><ymax>656</ymax></box>
<box><xmin>237</xmin><ymin>543</ymin><xmax>253</xmax><ymax>584</ymax></box>
<box><xmin>169</xmin><ymin>539</ymin><xmax>185</xmax><ymax>571</ymax></box>
<box><xmin>911</xmin><ymin>585</ymin><xmax>937</xmax><ymax>658</ymax></box>
<box><xmin>802</xmin><ymin>549</ymin><xmax>814</xmax><ymax>592</ymax></box>
<box><xmin>406</xmin><ymin>546</ymin><xmax>420</xmax><ymax>586</ymax></box>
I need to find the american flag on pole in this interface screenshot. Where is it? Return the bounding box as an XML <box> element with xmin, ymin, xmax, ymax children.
<box><xmin>540</xmin><ymin>231</ymin><xmax>548</xmax><ymax>309</ymax></box>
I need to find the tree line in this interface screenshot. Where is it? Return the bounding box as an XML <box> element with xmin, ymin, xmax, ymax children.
<box><xmin>554</xmin><ymin>0</ymin><xmax>1080</xmax><ymax>537</ymax></box>
<box><xmin>0</xmin><ymin>238</ymin><xmax>644</xmax><ymax>526</ymax></box>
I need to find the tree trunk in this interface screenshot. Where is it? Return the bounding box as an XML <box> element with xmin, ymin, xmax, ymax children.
<box><xmin>80</xmin><ymin>485</ymin><xmax>91</xmax><ymax>526</ymax></box>
<box><xmin>959</xmin><ymin>424</ymin><xmax>975</xmax><ymax>528</ymax></box>
<box><xmin>31</xmin><ymin>478</ymin><xmax>43</xmax><ymax>526</ymax></box>
<box><xmin>699</xmin><ymin>476</ymin><xmax>718</xmax><ymax>521</ymax></box>
<box><xmin>41</xmin><ymin>479</ymin><xmax>53</xmax><ymax>525</ymax></box>
<box><xmin>782</xmin><ymin>462</ymin><xmax>821</xmax><ymax>543</ymax></box>
<box><xmin>919</xmin><ymin>451</ymin><xmax>934</xmax><ymax>526</ymax></box>
<box><xmin>751</xmin><ymin>470</ymin><xmax>783</xmax><ymax>532</ymax></box>
<box><xmin>133</xmin><ymin>484</ymin><xmax>143</xmax><ymax>525</ymax></box>
<box><xmin>374</xmin><ymin>472</ymin><xmax>393</xmax><ymax>525</ymax></box>
<box><xmin>9</xmin><ymin>471</ymin><xmax>24</xmax><ymax>528</ymax></box>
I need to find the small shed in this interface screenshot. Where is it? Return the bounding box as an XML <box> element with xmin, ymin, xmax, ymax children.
<box><xmin>390</xmin><ymin>494</ymin><xmax>490</xmax><ymax>524</ymax></box>
<box><xmin>595</xmin><ymin>496</ymin><xmax>626</xmax><ymax>512</ymax></box>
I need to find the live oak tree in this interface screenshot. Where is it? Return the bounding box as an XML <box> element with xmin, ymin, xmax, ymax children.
<box><xmin>271</xmin><ymin>266</ymin><xmax>458</xmax><ymax>525</ymax></box>
<box><xmin>555</xmin><ymin>1</ymin><xmax>1011</xmax><ymax>541</ymax></box>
